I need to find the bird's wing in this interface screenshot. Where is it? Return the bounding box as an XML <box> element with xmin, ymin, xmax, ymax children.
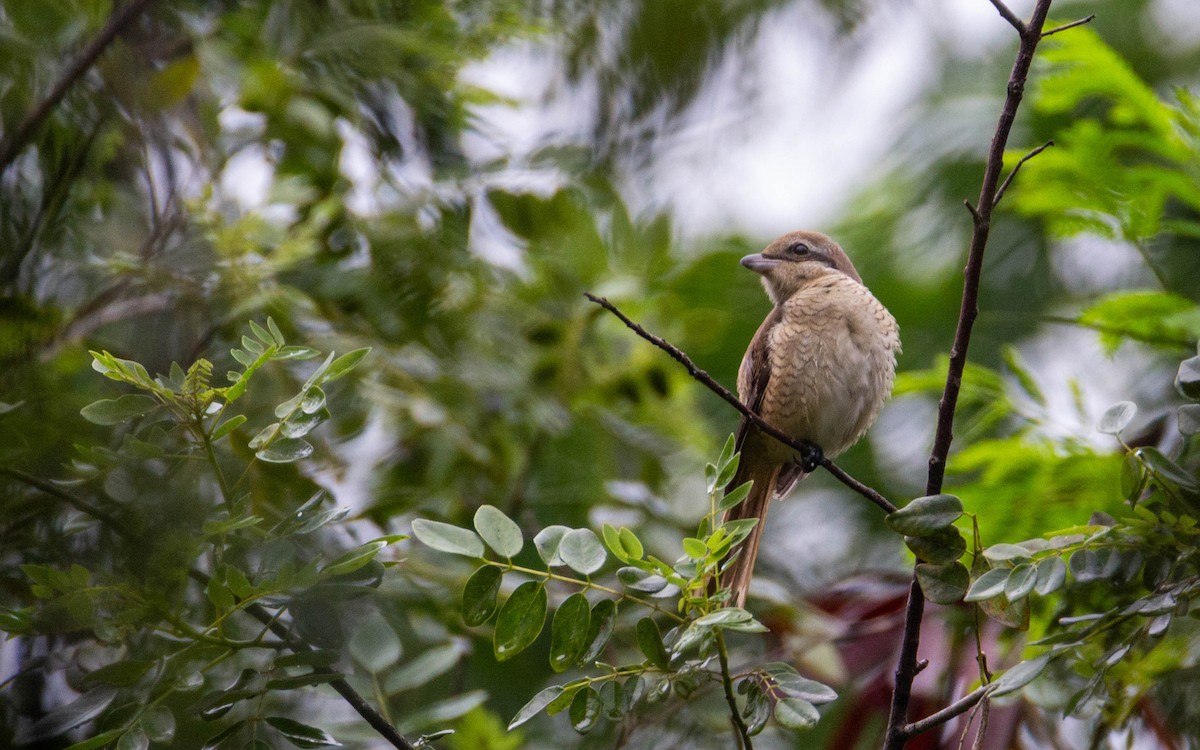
<box><xmin>731</xmin><ymin>306</ymin><xmax>780</xmax><ymax>458</ymax></box>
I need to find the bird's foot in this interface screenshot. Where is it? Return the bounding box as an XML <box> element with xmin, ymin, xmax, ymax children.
<box><xmin>797</xmin><ymin>442</ymin><xmax>824</xmax><ymax>473</ymax></box>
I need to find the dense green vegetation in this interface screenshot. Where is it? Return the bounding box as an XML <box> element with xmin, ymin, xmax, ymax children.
<box><xmin>1</xmin><ymin>1</ymin><xmax>1199</xmax><ymax>748</ymax></box>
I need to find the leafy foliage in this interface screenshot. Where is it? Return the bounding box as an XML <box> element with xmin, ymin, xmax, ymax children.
<box><xmin>412</xmin><ymin>436</ymin><xmax>838</xmax><ymax>736</ymax></box>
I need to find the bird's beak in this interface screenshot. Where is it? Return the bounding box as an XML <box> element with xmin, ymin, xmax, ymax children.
<box><xmin>740</xmin><ymin>254</ymin><xmax>779</xmax><ymax>275</ymax></box>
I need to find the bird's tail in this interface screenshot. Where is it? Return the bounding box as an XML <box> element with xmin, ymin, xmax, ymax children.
<box><xmin>719</xmin><ymin>455</ymin><xmax>783</xmax><ymax>609</ymax></box>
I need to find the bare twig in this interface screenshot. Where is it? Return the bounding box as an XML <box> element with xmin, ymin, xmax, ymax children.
<box><xmin>1041</xmin><ymin>14</ymin><xmax>1095</xmax><ymax>38</ymax></box>
<box><xmin>992</xmin><ymin>140</ymin><xmax>1053</xmax><ymax>210</ymax></box>
<box><xmin>584</xmin><ymin>292</ymin><xmax>898</xmax><ymax>515</ymax></box>
<box><xmin>883</xmin><ymin>2</ymin><xmax>1055</xmax><ymax>748</ymax></box>
<box><xmin>4</xmin><ymin>467</ymin><xmax>417</xmax><ymax>750</ymax></box>
<box><xmin>900</xmin><ymin>685</ymin><xmax>989</xmax><ymax>740</ymax></box>
<box><xmin>986</xmin><ymin>0</ymin><xmax>1026</xmax><ymax>35</ymax></box>
<box><xmin>0</xmin><ymin>0</ymin><xmax>155</xmax><ymax>172</ymax></box>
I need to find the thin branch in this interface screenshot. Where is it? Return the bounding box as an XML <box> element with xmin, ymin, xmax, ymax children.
<box><xmin>1041</xmin><ymin>14</ymin><xmax>1095</xmax><ymax>38</ymax></box>
<box><xmin>715</xmin><ymin>630</ymin><xmax>754</xmax><ymax>749</ymax></box>
<box><xmin>584</xmin><ymin>293</ymin><xmax>898</xmax><ymax>515</ymax></box>
<box><xmin>0</xmin><ymin>0</ymin><xmax>155</xmax><ymax>172</ymax></box>
<box><xmin>986</xmin><ymin>0</ymin><xmax>1026</xmax><ymax>35</ymax></box>
<box><xmin>5</xmin><ymin>468</ymin><xmax>416</xmax><ymax>750</ymax></box>
<box><xmin>900</xmin><ymin>685</ymin><xmax>989</xmax><ymax>739</ymax></box>
<box><xmin>963</xmin><ymin>200</ymin><xmax>982</xmax><ymax>225</ymax></box>
<box><xmin>992</xmin><ymin>140</ymin><xmax>1053</xmax><ymax>210</ymax></box>
<box><xmin>883</xmin><ymin>1</ymin><xmax>1055</xmax><ymax>748</ymax></box>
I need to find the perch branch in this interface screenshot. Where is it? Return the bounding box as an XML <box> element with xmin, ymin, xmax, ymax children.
<box><xmin>584</xmin><ymin>293</ymin><xmax>897</xmax><ymax>515</ymax></box>
<box><xmin>899</xmin><ymin>685</ymin><xmax>989</xmax><ymax>739</ymax></box>
<box><xmin>992</xmin><ymin>140</ymin><xmax>1053</xmax><ymax>209</ymax></box>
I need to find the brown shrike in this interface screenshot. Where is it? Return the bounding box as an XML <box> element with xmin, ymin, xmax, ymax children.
<box><xmin>722</xmin><ymin>231</ymin><xmax>900</xmax><ymax>608</ymax></box>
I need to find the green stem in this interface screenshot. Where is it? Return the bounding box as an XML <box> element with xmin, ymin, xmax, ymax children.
<box><xmin>488</xmin><ymin>560</ymin><xmax>686</xmax><ymax>623</ymax></box>
<box><xmin>715</xmin><ymin>630</ymin><xmax>752</xmax><ymax>750</ymax></box>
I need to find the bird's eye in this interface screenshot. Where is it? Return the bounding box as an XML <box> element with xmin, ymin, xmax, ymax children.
<box><xmin>787</xmin><ymin>242</ymin><xmax>810</xmax><ymax>256</ymax></box>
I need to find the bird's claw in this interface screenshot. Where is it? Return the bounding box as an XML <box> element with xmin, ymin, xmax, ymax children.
<box><xmin>797</xmin><ymin>442</ymin><xmax>824</xmax><ymax>473</ymax></box>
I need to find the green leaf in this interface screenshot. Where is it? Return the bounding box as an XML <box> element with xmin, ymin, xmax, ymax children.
<box><xmin>618</xmin><ymin>527</ymin><xmax>644</xmax><ymax>560</ymax></box>
<box><xmin>774</xmin><ymin>697</ymin><xmax>820</xmax><ymax>731</ymax></box>
<box><xmin>249</xmin><ymin>320</ymin><xmax>274</xmax><ymax>345</ymax></box>
<box><xmin>1005</xmin><ymin>563</ymin><xmax>1038</xmax><ymax>601</ymax></box>
<box><xmin>116</xmin><ymin>728</ymin><xmax>149</xmax><ymax>750</ymax></box>
<box><xmin>916</xmin><ymin>562</ymin><xmax>970</xmax><ymax>605</ymax></box>
<box><xmin>616</xmin><ymin>566</ymin><xmax>669</xmax><ymax>593</ymax></box>
<box><xmin>1035</xmin><ymin>557</ymin><xmax>1067</xmax><ymax>595</ymax></box>
<box><xmin>211</xmin><ymin>414</ymin><xmax>247</xmax><ymax>441</ymax></box>
<box><xmin>763</xmin><ymin>664</ymin><xmax>837</xmax><ymax>704</ymax></box>
<box><xmin>682</xmin><ymin>537</ymin><xmax>707</xmax><ymax>559</ymax></box>
<box><xmin>384</xmin><ymin>645</ymin><xmax>463</xmax><ymax>694</ymax></box>
<box><xmin>549</xmin><ymin>593</ymin><xmax>591</xmax><ymax>673</ymax></box>
<box><xmin>83</xmin><ymin>659</ymin><xmax>153</xmax><ymax>687</ymax></box>
<box><xmin>1177</xmin><ymin>355</ymin><xmax>1200</xmax><ymax>399</ymax></box>
<box><xmin>580</xmin><ymin>599</ymin><xmax>617</xmax><ymax>664</ymax></box>
<box><xmin>964</xmin><ymin>567</ymin><xmax>1010</xmax><ymax>602</ymax></box>
<box><xmin>321</xmin><ymin>540</ymin><xmax>387</xmax><ymax>577</ymax></box>
<box><xmin>559</xmin><ymin>528</ymin><xmax>606</xmax><ymax>575</ymax></box>
<box><xmin>494</xmin><ymin>582</ymin><xmax>547</xmax><ymax>662</ymax></box>
<box><xmin>635</xmin><ymin>617</ymin><xmax>669</xmax><ymax>669</ymax></box>
<box><xmin>348</xmin><ymin>612</ymin><xmax>402</xmax><ymax>673</ymax></box>
<box><xmin>1138</xmin><ymin>447</ymin><xmax>1200</xmax><ymax>493</ymax></box>
<box><xmin>534</xmin><ymin>525</ymin><xmax>571</xmax><ymax>566</ymax></box>
<box><xmin>80</xmin><ymin>395</ymin><xmax>158</xmax><ymax>425</ymax></box>
<box><xmin>281</xmin><ymin>408</ymin><xmax>329</xmax><ymax>438</ymax></box>
<box><xmin>1178</xmin><ymin>404</ymin><xmax>1200</xmax><ymax>436</ymax></box>
<box><xmin>462</xmin><ymin>566</ymin><xmax>503</xmax><ymax>626</ymax></box>
<box><xmin>473</xmin><ymin>505</ymin><xmax>523</xmax><ymax>558</ymax></box>
<box><xmin>982</xmin><ymin>543</ymin><xmax>1034</xmax><ymax>563</ymax></box>
<box><xmin>411</xmin><ymin>519</ymin><xmax>485</xmax><ymax>557</ymax></box>
<box><xmin>569</xmin><ymin>687</ymin><xmax>601</xmax><ymax>734</ymax></box>
<box><xmin>904</xmin><ymin>526</ymin><xmax>966</xmax><ymax>564</ymax></box>
<box><xmin>886</xmin><ymin>494</ymin><xmax>963</xmax><ymax>536</ymax></box>
<box><xmin>200</xmin><ymin>721</ymin><xmax>247</xmax><ymax>750</ymax></box>
<box><xmin>718</xmin><ymin>481</ymin><xmax>753</xmax><ymax>512</ymax></box>
<box><xmin>265</xmin><ymin>716</ymin><xmax>342</xmax><ymax>748</ymax></box>
<box><xmin>1098</xmin><ymin>400</ymin><xmax>1137</xmax><ymax>435</ymax></box>
<box><xmin>990</xmin><ymin>654</ymin><xmax>1051</xmax><ymax>697</ymax></box>
<box><xmin>20</xmin><ymin>687</ymin><xmax>116</xmax><ymax>741</ymax></box>
<box><xmin>509</xmin><ymin>686</ymin><xmax>563</xmax><ymax>730</ymax></box>
<box><xmin>140</xmin><ymin>705</ymin><xmax>176</xmax><ymax>743</ymax></box>
<box><xmin>267</xmin><ymin>317</ymin><xmax>286</xmax><ymax>346</ymax></box>
<box><xmin>321</xmin><ymin>348</ymin><xmax>371</xmax><ymax>383</ymax></box>
<box><xmin>256</xmin><ymin>437</ymin><xmax>314</xmax><ymax>464</ymax></box>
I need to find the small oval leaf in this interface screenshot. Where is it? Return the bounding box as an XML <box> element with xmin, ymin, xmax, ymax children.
<box><xmin>462</xmin><ymin>566</ymin><xmax>503</xmax><ymax>626</ymax></box>
<box><xmin>411</xmin><ymin>519</ymin><xmax>485</xmax><ymax>558</ymax></box>
<box><xmin>559</xmin><ymin>528</ymin><xmax>607</xmax><ymax>575</ymax></box>
<box><xmin>886</xmin><ymin>494</ymin><xmax>963</xmax><ymax>536</ymax></box>
<box><xmin>549</xmin><ymin>593</ymin><xmax>591</xmax><ymax>673</ymax></box>
<box><xmin>494</xmin><ymin>582</ymin><xmax>547</xmax><ymax>662</ymax></box>
<box><xmin>474</xmin><ymin>505</ymin><xmax>524</xmax><ymax>558</ymax></box>
<box><xmin>1098</xmin><ymin>401</ymin><xmax>1137</xmax><ymax>435</ymax></box>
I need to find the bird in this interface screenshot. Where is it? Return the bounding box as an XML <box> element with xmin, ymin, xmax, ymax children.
<box><xmin>721</xmin><ymin>230</ymin><xmax>900</xmax><ymax>608</ymax></box>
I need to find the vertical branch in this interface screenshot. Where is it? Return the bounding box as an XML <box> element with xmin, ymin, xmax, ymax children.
<box><xmin>882</xmin><ymin>2</ymin><xmax>1055</xmax><ymax>748</ymax></box>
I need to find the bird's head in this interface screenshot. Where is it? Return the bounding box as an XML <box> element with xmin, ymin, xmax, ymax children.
<box><xmin>740</xmin><ymin>230</ymin><xmax>862</xmax><ymax>305</ymax></box>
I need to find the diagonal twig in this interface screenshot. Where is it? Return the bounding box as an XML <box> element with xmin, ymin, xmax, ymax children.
<box><xmin>584</xmin><ymin>292</ymin><xmax>898</xmax><ymax>515</ymax></box>
<box><xmin>993</xmin><ymin>140</ymin><xmax>1053</xmax><ymax>210</ymax></box>
<box><xmin>900</xmin><ymin>685</ymin><xmax>989</xmax><ymax>740</ymax></box>
<box><xmin>1042</xmin><ymin>14</ymin><xmax>1095</xmax><ymax>38</ymax></box>
<box><xmin>986</xmin><ymin>0</ymin><xmax>1026</xmax><ymax>35</ymax></box>
<box><xmin>0</xmin><ymin>0</ymin><xmax>156</xmax><ymax>172</ymax></box>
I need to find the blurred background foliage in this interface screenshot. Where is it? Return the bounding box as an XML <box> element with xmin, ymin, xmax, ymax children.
<box><xmin>1</xmin><ymin>0</ymin><xmax>1199</xmax><ymax>748</ymax></box>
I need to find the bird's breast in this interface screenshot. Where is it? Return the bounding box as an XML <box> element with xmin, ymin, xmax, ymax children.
<box><xmin>759</xmin><ymin>277</ymin><xmax>899</xmax><ymax>458</ymax></box>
